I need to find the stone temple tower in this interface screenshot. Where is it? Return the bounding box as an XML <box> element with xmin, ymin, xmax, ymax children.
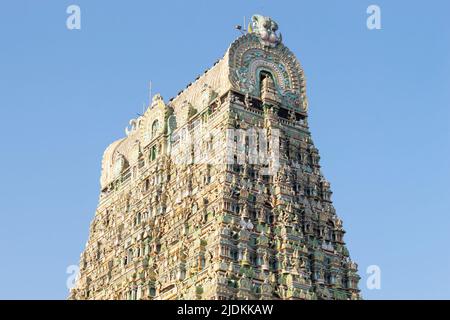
<box><xmin>70</xmin><ymin>14</ymin><xmax>361</xmax><ymax>300</ymax></box>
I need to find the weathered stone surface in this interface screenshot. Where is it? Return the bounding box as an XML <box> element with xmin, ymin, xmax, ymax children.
<box><xmin>70</xmin><ymin>15</ymin><xmax>360</xmax><ymax>300</ymax></box>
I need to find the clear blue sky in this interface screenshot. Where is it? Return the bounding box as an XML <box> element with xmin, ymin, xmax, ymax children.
<box><xmin>0</xmin><ymin>0</ymin><xmax>449</xmax><ymax>300</ymax></box>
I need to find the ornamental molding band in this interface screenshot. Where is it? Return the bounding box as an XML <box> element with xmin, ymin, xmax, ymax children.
<box><xmin>70</xmin><ymin>14</ymin><xmax>361</xmax><ymax>301</ymax></box>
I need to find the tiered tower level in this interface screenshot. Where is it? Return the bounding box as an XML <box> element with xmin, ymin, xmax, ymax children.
<box><xmin>70</xmin><ymin>15</ymin><xmax>361</xmax><ymax>300</ymax></box>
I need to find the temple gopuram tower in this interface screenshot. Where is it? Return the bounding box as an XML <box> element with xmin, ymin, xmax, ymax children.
<box><xmin>70</xmin><ymin>14</ymin><xmax>361</xmax><ymax>300</ymax></box>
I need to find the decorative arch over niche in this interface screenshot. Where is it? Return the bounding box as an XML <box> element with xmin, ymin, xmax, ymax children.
<box><xmin>151</xmin><ymin>119</ymin><xmax>159</xmax><ymax>138</ymax></box>
<box><xmin>228</xmin><ymin>33</ymin><xmax>308</xmax><ymax>111</ymax></box>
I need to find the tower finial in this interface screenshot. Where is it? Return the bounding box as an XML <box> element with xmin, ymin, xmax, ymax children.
<box><xmin>248</xmin><ymin>14</ymin><xmax>282</xmax><ymax>47</ymax></box>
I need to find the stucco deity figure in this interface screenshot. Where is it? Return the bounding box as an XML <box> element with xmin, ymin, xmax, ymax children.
<box><xmin>249</xmin><ymin>14</ymin><xmax>282</xmax><ymax>48</ymax></box>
